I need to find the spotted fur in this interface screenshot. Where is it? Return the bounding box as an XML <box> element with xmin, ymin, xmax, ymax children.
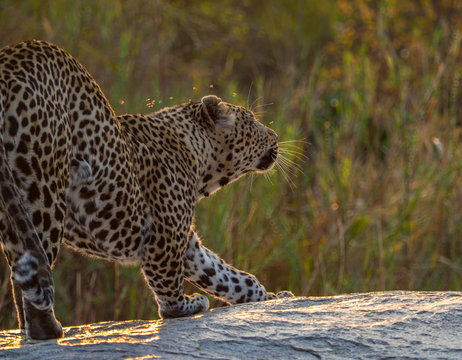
<box><xmin>0</xmin><ymin>40</ymin><xmax>292</xmax><ymax>340</ymax></box>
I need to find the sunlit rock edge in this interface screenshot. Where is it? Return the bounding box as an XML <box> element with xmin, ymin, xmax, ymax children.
<box><xmin>0</xmin><ymin>291</ymin><xmax>461</xmax><ymax>359</ymax></box>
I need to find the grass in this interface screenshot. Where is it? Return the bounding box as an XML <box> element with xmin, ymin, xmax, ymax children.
<box><xmin>1</xmin><ymin>0</ymin><xmax>462</xmax><ymax>329</ymax></box>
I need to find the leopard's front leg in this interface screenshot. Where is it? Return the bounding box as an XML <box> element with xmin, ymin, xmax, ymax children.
<box><xmin>141</xmin><ymin>239</ymin><xmax>209</xmax><ymax>319</ymax></box>
<box><xmin>184</xmin><ymin>232</ymin><xmax>293</xmax><ymax>304</ymax></box>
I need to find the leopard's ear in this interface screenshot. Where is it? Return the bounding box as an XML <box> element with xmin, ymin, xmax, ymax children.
<box><xmin>201</xmin><ymin>95</ymin><xmax>235</xmax><ymax>129</ymax></box>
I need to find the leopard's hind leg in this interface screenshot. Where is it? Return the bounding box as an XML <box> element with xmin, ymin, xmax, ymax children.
<box><xmin>0</xmin><ymin>214</ymin><xmax>63</xmax><ymax>339</ymax></box>
<box><xmin>12</xmin><ymin>250</ymin><xmax>63</xmax><ymax>339</ymax></box>
<box><xmin>13</xmin><ymin>170</ymin><xmax>69</xmax><ymax>340</ymax></box>
<box><xmin>0</xmin><ymin>91</ymin><xmax>64</xmax><ymax>339</ymax></box>
<box><xmin>0</xmin><ymin>214</ymin><xmax>25</xmax><ymax>329</ymax></box>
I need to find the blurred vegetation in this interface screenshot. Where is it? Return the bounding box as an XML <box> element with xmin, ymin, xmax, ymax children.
<box><xmin>1</xmin><ymin>0</ymin><xmax>462</xmax><ymax>329</ymax></box>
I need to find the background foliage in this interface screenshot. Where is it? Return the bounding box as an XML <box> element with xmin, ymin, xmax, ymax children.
<box><xmin>1</xmin><ymin>0</ymin><xmax>462</xmax><ymax>329</ymax></box>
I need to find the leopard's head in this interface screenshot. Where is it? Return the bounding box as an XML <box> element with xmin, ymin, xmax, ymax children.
<box><xmin>197</xmin><ymin>95</ymin><xmax>278</xmax><ymax>198</ymax></box>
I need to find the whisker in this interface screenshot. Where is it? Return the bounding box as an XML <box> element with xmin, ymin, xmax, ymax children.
<box><xmin>278</xmin><ymin>141</ymin><xmax>310</xmax><ymax>150</ymax></box>
<box><xmin>278</xmin><ymin>159</ymin><xmax>301</xmax><ymax>173</ymax></box>
<box><xmin>263</xmin><ymin>171</ymin><xmax>274</xmax><ymax>185</ymax></box>
<box><xmin>247</xmin><ymin>82</ymin><xmax>254</xmax><ymax>109</ymax></box>
<box><xmin>265</xmin><ymin>137</ymin><xmax>307</xmax><ymax>191</ymax></box>
<box><xmin>278</xmin><ymin>146</ymin><xmax>308</xmax><ymax>154</ymax></box>
<box><xmin>253</xmin><ymin>111</ymin><xmax>266</xmax><ymax>118</ymax></box>
<box><xmin>249</xmin><ymin>173</ymin><xmax>256</xmax><ymax>192</ymax></box>
<box><xmin>277</xmin><ymin>166</ymin><xmax>298</xmax><ymax>179</ymax></box>
<box><xmin>278</xmin><ymin>139</ymin><xmax>309</xmax><ymax>145</ymax></box>
<box><xmin>278</xmin><ymin>139</ymin><xmax>309</xmax><ymax>166</ymax></box>
<box><xmin>250</xmin><ymin>96</ymin><xmax>264</xmax><ymax>113</ymax></box>
<box><xmin>277</xmin><ymin>156</ymin><xmax>304</xmax><ymax>178</ymax></box>
<box><xmin>279</xmin><ymin>154</ymin><xmax>304</xmax><ymax>163</ymax></box>
<box><xmin>253</xmin><ymin>102</ymin><xmax>274</xmax><ymax>110</ymax></box>
<box><xmin>275</xmin><ymin>162</ymin><xmax>296</xmax><ymax>190</ymax></box>
<box><xmin>278</xmin><ymin>151</ymin><xmax>305</xmax><ymax>168</ymax></box>
<box><xmin>278</xmin><ymin>148</ymin><xmax>308</xmax><ymax>161</ymax></box>
<box><xmin>277</xmin><ymin>158</ymin><xmax>303</xmax><ymax>176</ymax></box>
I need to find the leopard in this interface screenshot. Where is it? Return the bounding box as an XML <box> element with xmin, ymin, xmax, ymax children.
<box><xmin>0</xmin><ymin>40</ymin><xmax>292</xmax><ymax>340</ymax></box>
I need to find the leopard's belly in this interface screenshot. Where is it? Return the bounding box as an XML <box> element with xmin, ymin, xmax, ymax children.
<box><xmin>63</xmin><ymin>161</ymin><xmax>152</xmax><ymax>263</ymax></box>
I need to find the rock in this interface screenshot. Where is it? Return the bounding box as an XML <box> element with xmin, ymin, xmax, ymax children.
<box><xmin>0</xmin><ymin>291</ymin><xmax>461</xmax><ymax>359</ymax></box>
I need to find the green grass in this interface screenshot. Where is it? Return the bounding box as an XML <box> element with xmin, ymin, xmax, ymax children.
<box><xmin>1</xmin><ymin>0</ymin><xmax>462</xmax><ymax>329</ymax></box>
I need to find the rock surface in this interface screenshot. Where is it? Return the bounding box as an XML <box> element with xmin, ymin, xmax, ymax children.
<box><xmin>0</xmin><ymin>291</ymin><xmax>461</xmax><ymax>359</ymax></box>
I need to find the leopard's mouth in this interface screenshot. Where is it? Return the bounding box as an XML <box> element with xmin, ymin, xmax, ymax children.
<box><xmin>256</xmin><ymin>146</ymin><xmax>278</xmax><ymax>171</ymax></box>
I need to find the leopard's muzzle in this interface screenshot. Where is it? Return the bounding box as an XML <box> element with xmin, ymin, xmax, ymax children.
<box><xmin>256</xmin><ymin>146</ymin><xmax>278</xmax><ymax>171</ymax></box>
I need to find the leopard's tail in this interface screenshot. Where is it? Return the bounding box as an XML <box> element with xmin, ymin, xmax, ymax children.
<box><xmin>0</xmin><ymin>85</ymin><xmax>55</xmax><ymax>311</ymax></box>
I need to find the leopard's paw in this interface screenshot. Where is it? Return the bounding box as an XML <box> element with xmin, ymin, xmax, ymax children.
<box><xmin>265</xmin><ymin>290</ymin><xmax>294</xmax><ymax>301</ymax></box>
<box><xmin>265</xmin><ymin>292</ymin><xmax>278</xmax><ymax>300</ymax></box>
<box><xmin>158</xmin><ymin>293</ymin><xmax>209</xmax><ymax>319</ymax></box>
<box><xmin>276</xmin><ymin>290</ymin><xmax>295</xmax><ymax>298</ymax></box>
<box><xmin>189</xmin><ymin>293</ymin><xmax>209</xmax><ymax>314</ymax></box>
